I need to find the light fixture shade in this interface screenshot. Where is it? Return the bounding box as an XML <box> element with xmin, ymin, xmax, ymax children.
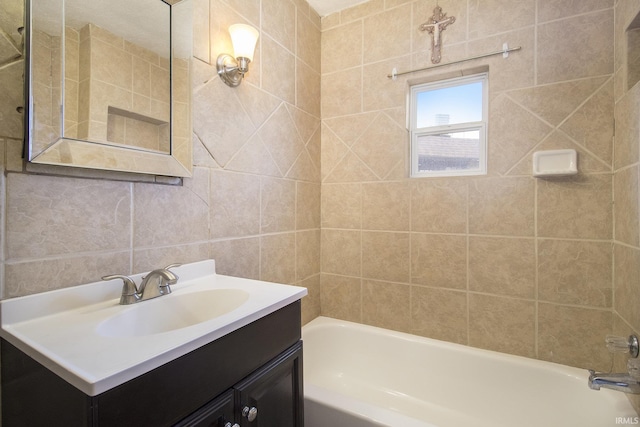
<box><xmin>229</xmin><ymin>24</ymin><xmax>259</xmax><ymax>62</ymax></box>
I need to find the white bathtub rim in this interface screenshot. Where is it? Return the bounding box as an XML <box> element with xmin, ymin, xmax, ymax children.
<box><xmin>303</xmin><ymin>316</ymin><xmax>590</xmax><ymax>381</ymax></box>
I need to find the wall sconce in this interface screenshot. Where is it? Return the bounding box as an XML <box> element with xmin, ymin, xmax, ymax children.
<box><xmin>217</xmin><ymin>24</ymin><xmax>259</xmax><ymax>87</ymax></box>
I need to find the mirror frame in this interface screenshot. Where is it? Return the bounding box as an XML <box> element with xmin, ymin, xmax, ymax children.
<box><xmin>24</xmin><ymin>0</ymin><xmax>192</xmax><ymax>178</ymax></box>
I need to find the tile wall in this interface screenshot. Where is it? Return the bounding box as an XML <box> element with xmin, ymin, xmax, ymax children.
<box><xmin>320</xmin><ymin>0</ymin><xmax>620</xmax><ymax>372</ymax></box>
<box><xmin>0</xmin><ymin>0</ymin><xmax>322</xmax><ymax>325</ymax></box>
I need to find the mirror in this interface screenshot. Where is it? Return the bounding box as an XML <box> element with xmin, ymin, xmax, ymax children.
<box><xmin>25</xmin><ymin>0</ymin><xmax>192</xmax><ymax>177</ymax></box>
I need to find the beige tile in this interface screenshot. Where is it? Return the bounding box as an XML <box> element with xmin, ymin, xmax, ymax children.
<box><xmin>508</xmin><ymin>77</ymin><xmax>608</xmax><ymax>127</ymax></box>
<box><xmin>351</xmin><ymin>112</ymin><xmax>406</xmax><ymax>179</ymax></box>
<box><xmin>469</xmin><ymin>237</ymin><xmax>535</xmax><ymax>298</ymax></box>
<box><xmin>321</xmin><ymin>124</ymin><xmax>350</xmax><ymax>180</ymax></box>
<box><xmin>411</xmin><ymin>233</ymin><xmax>466</xmax><ymax>290</ymax></box>
<box><xmin>210</xmin><ymin>170</ymin><xmax>260</xmax><ymax>239</ymax></box>
<box><xmin>559</xmin><ymin>78</ymin><xmax>614</xmax><ymax>167</ymax></box>
<box><xmin>261</xmin><ymin>35</ymin><xmax>295</xmax><ymax>104</ymax></box>
<box><xmin>223</xmin><ymin>0</ymin><xmax>260</xmax><ymax>26</ymax></box>
<box><xmin>468</xmin><ymin>28</ymin><xmax>535</xmax><ymax>93</ymax></box>
<box><xmin>411</xmin><ymin>286</ymin><xmax>467</xmax><ymax>344</ymax></box>
<box><xmin>301</xmin><ymin>274</ymin><xmax>321</xmax><ymax>325</ymax></box>
<box><xmin>323</xmin><ymin>151</ymin><xmax>379</xmax><ymax>183</ymax></box>
<box><xmin>297</xmin><ymin>8</ymin><xmax>321</xmax><ymax>72</ymax></box>
<box><xmin>321</xmin><ymin>183</ymin><xmax>361</xmax><ymax>229</ymax></box>
<box><xmin>489</xmin><ymin>95</ymin><xmax>552</xmax><ymax>175</ymax></box>
<box><xmin>614</xmin><ymin>166</ymin><xmax>639</xmax><ymax>246</ymax></box>
<box><xmin>193</xmin><ymin>79</ymin><xmax>256</xmax><ymax>167</ymax></box>
<box><xmin>225</xmin><ymin>134</ymin><xmax>282</xmax><ymax>177</ymax></box>
<box><xmin>615</xmin><ymin>244</ymin><xmax>640</xmax><ymax>332</ymax></box>
<box><xmin>362</xmin><ymin>231</ymin><xmax>410</xmax><ymax>283</ymax></box>
<box><xmin>296</xmin><ymin>229</ymin><xmax>320</xmax><ymax>281</ymax></box>
<box><xmin>363</xmin><ymin>4</ymin><xmax>411</xmax><ymax>64</ymax></box>
<box><xmin>261</xmin><ymin>177</ymin><xmax>296</xmax><ymax>233</ymax></box>
<box><xmin>320</xmin><ymin>273</ymin><xmax>361</xmax><ymax>322</ymax></box>
<box><xmin>321</xmin><ymin>229</ymin><xmax>361</xmax><ymax>276</ymax></box>
<box><xmin>538</xmin><ymin>303</ymin><xmax>612</xmax><ymax>371</ymax></box>
<box><xmin>6</xmin><ymin>173</ymin><xmax>131</xmax><ymax>259</ymax></box>
<box><xmin>209</xmin><ymin>237</ymin><xmax>260</xmax><ymax>280</ymax></box>
<box><xmin>4</xmin><ymin>252</ymin><xmax>130</xmax><ymax>298</ymax></box>
<box><xmin>538</xmin><ymin>239</ymin><xmax>612</xmax><ymax>308</ymax></box>
<box><xmin>537</xmin><ymin>174</ymin><xmax>612</xmax><ymax>240</ymax></box>
<box><xmin>259</xmin><ymin>104</ymin><xmax>306</xmax><ymax>177</ymax></box>
<box><xmin>260</xmin><ymin>232</ymin><xmax>296</xmax><ymax>284</ymax></box>
<box><xmin>134</xmin><ymin>168</ymin><xmax>209</xmax><ymax>246</ymax></box>
<box><xmin>537</xmin><ymin>10</ymin><xmax>613</xmax><ymax>85</ymax></box>
<box><xmin>615</xmin><ymin>83</ymin><xmax>640</xmax><ymax>170</ymax></box>
<box><xmin>321</xmin><ymin>67</ymin><xmax>362</xmax><ymax>118</ymax></box>
<box><xmin>296</xmin><ymin>59</ymin><xmax>321</xmax><ymax>118</ymax></box>
<box><xmin>468</xmin><ymin>0</ymin><xmax>535</xmax><ymax>39</ymax></box>
<box><xmin>362</xmin><ymin>181</ymin><xmax>410</xmax><ymax>231</ymax></box>
<box><xmin>90</xmin><ymin>38</ymin><xmax>132</xmax><ymax>90</ymax></box>
<box><xmin>296</xmin><ymin>181</ymin><xmax>320</xmax><ymax>230</ymax></box>
<box><xmin>468</xmin><ymin>177</ymin><xmax>535</xmax><ymax>236</ymax></box>
<box><xmin>340</xmin><ymin>0</ymin><xmax>383</xmax><ymax>23</ymax></box>
<box><xmin>362</xmin><ymin>56</ymin><xmax>412</xmax><ymax>112</ymax></box>
<box><xmin>262</xmin><ymin>0</ymin><xmax>296</xmax><ymax>52</ymax></box>
<box><xmin>322</xmin><ymin>20</ymin><xmax>362</xmax><ymax>74</ymax></box>
<box><xmin>411</xmin><ymin>179</ymin><xmax>467</xmax><ymax>233</ymax></box>
<box><xmin>133</xmin><ymin>243</ymin><xmax>210</xmax><ymax>274</ymax></box>
<box><xmin>323</xmin><ymin>112</ymin><xmax>377</xmax><ymax>147</ymax></box>
<box><xmin>321</xmin><ymin>12</ymin><xmax>341</xmax><ymax>31</ymax></box>
<box><xmin>538</xmin><ymin>0</ymin><xmax>613</xmax><ymax>23</ymax></box>
<box><xmin>363</xmin><ymin>279</ymin><xmax>411</xmax><ymax>332</ymax></box>
<box><xmin>469</xmin><ymin>294</ymin><xmax>536</xmax><ymax>358</ymax></box>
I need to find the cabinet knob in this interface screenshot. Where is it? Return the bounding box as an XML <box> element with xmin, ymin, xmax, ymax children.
<box><xmin>224</xmin><ymin>423</ymin><xmax>240</xmax><ymax>427</ymax></box>
<box><xmin>242</xmin><ymin>406</ymin><xmax>258</xmax><ymax>422</ymax></box>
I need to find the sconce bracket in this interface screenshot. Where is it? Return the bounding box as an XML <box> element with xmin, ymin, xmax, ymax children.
<box><xmin>217</xmin><ymin>54</ymin><xmax>243</xmax><ymax>87</ymax></box>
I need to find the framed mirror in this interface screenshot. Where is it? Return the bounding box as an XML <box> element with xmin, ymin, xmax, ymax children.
<box><xmin>25</xmin><ymin>0</ymin><xmax>192</xmax><ymax>178</ymax></box>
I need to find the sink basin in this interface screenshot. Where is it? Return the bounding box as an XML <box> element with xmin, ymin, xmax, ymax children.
<box><xmin>96</xmin><ymin>289</ymin><xmax>250</xmax><ymax>337</ymax></box>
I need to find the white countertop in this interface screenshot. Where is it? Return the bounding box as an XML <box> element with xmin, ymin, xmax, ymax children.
<box><xmin>0</xmin><ymin>260</ymin><xmax>307</xmax><ymax>396</ymax></box>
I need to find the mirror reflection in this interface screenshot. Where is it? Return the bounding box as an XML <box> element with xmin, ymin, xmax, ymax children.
<box><xmin>26</xmin><ymin>0</ymin><xmax>192</xmax><ymax>178</ymax></box>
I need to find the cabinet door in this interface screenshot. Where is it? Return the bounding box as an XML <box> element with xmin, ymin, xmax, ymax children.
<box><xmin>174</xmin><ymin>390</ymin><xmax>236</xmax><ymax>427</ymax></box>
<box><xmin>235</xmin><ymin>342</ymin><xmax>303</xmax><ymax>427</ymax></box>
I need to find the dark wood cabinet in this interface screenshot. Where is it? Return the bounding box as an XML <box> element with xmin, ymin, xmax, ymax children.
<box><xmin>235</xmin><ymin>342</ymin><xmax>303</xmax><ymax>427</ymax></box>
<box><xmin>177</xmin><ymin>342</ymin><xmax>303</xmax><ymax>427</ymax></box>
<box><xmin>1</xmin><ymin>301</ymin><xmax>303</xmax><ymax>427</ymax></box>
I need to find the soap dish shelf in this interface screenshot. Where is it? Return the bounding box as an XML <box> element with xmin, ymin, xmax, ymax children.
<box><xmin>532</xmin><ymin>149</ymin><xmax>577</xmax><ymax>178</ymax></box>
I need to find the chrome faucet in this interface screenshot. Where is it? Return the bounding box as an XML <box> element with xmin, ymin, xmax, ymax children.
<box><xmin>103</xmin><ymin>263</ymin><xmax>181</xmax><ymax>305</ymax></box>
<box><xmin>587</xmin><ymin>335</ymin><xmax>640</xmax><ymax>394</ymax></box>
<box><xmin>588</xmin><ymin>370</ymin><xmax>640</xmax><ymax>394</ymax></box>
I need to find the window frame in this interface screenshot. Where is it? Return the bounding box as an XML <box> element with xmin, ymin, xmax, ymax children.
<box><xmin>409</xmin><ymin>73</ymin><xmax>488</xmax><ymax>178</ymax></box>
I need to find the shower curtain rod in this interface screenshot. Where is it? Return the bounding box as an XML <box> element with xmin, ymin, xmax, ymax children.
<box><xmin>387</xmin><ymin>44</ymin><xmax>522</xmax><ymax>79</ymax></box>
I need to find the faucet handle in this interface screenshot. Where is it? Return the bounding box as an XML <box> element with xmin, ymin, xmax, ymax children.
<box><xmin>606</xmin><ymin>335</ymin><xmax>639</xmax><ymax>357</ymax></box>
<box><xmin>102</xmin><ymin>274</ymin><xmax>140</xmax><ymax>305</ymax></box>
<box><xmin>164</xmin><ymin>263</ymin><xmax>182</xmax><ymax>270</ymax></box>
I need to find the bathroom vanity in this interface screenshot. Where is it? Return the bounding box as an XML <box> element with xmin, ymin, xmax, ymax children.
<box><xmin>0</xmin><ymin>260</ymin><xmax>307</xmax><ymax>426</ymax></box>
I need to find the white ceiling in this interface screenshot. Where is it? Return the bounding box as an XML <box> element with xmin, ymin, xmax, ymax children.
<box><xmin>307</xmin><ymin>0</ymin><xmax>370</xmax><ymax>17</ymax></box>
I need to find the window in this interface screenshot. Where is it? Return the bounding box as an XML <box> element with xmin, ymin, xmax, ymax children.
<box><xmin>409</xmin><ymin>73</ymin><xmax>488</xmax><ymax>177</ymax></box>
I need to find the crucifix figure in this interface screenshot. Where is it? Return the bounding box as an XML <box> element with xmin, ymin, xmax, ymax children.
<box><xmin>419</xmin><ymin>5</ymin><xmax>455</xmax><ymax>64</ymax></box>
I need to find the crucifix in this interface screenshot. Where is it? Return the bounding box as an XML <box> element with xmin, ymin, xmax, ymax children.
<box><xmin>419</xmin><ymin>5</ymin><xmax>456</xmax><ymax>64</ymax></box>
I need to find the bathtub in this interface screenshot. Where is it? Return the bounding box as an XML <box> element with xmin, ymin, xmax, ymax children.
<box><xmin>302</xmin><ymin>317</ymin><xmax>638</xmax><ymax>427</ymax></box>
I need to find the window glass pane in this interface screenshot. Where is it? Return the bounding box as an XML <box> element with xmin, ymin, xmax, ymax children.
<box><xmin>415</xmin><ymin>81</ymin><xmax>483</xmax><ymax>128</ymax></box>
<box><xmin>416</xmin><ymin>130</ymin><xmax>480</xmax><ymax>172</ymax></box>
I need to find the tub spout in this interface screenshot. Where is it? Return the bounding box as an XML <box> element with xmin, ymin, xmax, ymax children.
<box><xmin>588</xmin><ymin>370</ymin><xmax>640</xmax><ymax>394</ymax></box>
